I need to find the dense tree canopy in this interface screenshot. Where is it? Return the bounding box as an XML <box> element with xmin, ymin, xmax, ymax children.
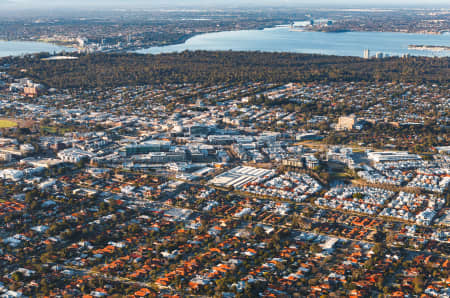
<box><xmin>3</xmin><ymin>51</ymin><xmax>449</xmax><ymax>89</ymax></box>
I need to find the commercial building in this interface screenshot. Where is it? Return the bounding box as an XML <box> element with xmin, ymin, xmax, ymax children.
<box><xmin>121</xmin><ymin>140</ymin><xmax>171</xmax><ymax>157</ymax></box>
<box><xmin>305</xmin><ymin>155</ymin><xmax>319</xmax><ymax>169</ymax></box>
<box><xmin>24</xmin><ymin>86</ymin><xmax>39</xmax><ymax>97</ymax></box>
<box><xmin>131</xmin><ymin>151</ymin><xmax>186</xmax><ymax>164</ymax></box>
<box><xmin>210</xmin><ymin>166</ymin><xmax>275</xmax><ymax>188</ymax></box>
<box><xmin>363</xmin><ymin>49</ymin><xmax>370</xmax><ymax>59</ymax></box>
<box><xmin>336</xmin><ymin>115</ymin><xmax>356</xmax><ymax>131</ymax></box>
<box><xmin>282</xmin><ymin>158</ymin><xmax>304</xmax><ymax>169</ymax></box>
<box><xmin>57</xmin><ymin>148</ymin><xmax>94</xmax><ymax>163</ymax></box>
<box><xmin>367</xmin><ymin>151</ymin><xmax>421</xmax><ymax>163</ymax></box>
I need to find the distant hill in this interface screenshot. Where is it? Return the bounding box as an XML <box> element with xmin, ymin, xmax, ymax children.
<box><xmin>2</xmin><ymin>51</ymin><xmax>449</xmax><ymax>89</ymax></box>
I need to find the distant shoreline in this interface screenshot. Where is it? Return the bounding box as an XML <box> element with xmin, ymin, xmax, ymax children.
<box><xmin>1</xmin><ymin>24</ymin><xmax>448</xmax><ymax>52</ymax></box>
<box><xmin>1</xmin><ymin>26</ymin><xmax>450</xmax><ymax>58</ymax></box>
<box><xmin>408</xmin><ymin>44</ymin><xmax>450</xmax><ymax>52</ymax></box>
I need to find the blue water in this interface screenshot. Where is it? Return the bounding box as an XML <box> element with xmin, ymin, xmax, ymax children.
<box><xmin>0</xmin><ymin>41</ymin><xmax>74</xmax><ymax>58</ymax></box>
<box><xmin>1</xmin><ymin>28</ymin><xmax>448</xmax><ymax>58</ymax></box>
<box><xmin>137</xmin><ymin>26</ymin><xmax>450</xmax><ymax>58</ymax></box>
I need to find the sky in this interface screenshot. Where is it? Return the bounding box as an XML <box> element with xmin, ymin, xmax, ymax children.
<box><xmin>0</xmin><ymin>0</ymin><xmax>449</xmax><ymax>10</ymax></box>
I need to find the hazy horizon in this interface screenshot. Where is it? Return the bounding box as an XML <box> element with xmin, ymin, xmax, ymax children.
<box><xmin>0</xmin><ymin>0</ymin><xmax>449</xmax><ymax>11</ymax></box>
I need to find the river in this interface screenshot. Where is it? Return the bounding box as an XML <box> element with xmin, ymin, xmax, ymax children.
<box><xmin>137</xmin><ymin>26</ymin><xmax>450</xmax><ymax>58</ymax></box>
<box><xmin>0</xmin><ymin>40</ymin><xmax>74</xmax><ymax>58</ymax></box>
<box><xmin>1</xmin><ymin>27</ymin><xmax>449</xmax><ymax>58</ymax></box>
